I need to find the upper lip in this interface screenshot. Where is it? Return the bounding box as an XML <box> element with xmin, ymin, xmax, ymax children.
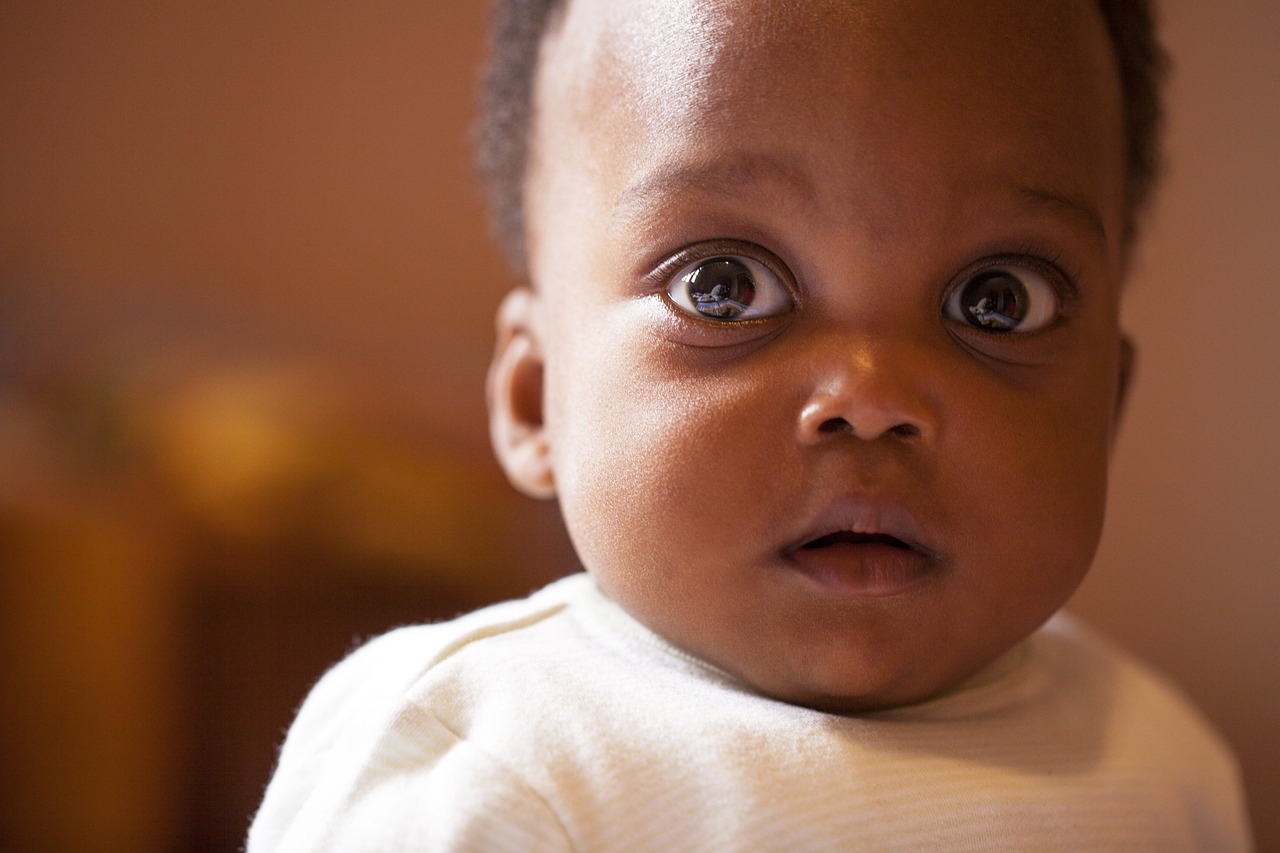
<box><xmin>782</xmin><ymin>495</ymin><xmax>941</xmax><ymax>561</ymax></box>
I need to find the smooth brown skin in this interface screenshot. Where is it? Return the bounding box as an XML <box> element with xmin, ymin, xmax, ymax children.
<box><xmin>489</xmin><ymin>0</ymin><xmax>1131</xmax><ymax>712</ymax></box>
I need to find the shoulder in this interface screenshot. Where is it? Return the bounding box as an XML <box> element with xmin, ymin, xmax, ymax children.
<box><xmin>1031</xmin><ymin>613</ymin><xmax>1252</xmax><ymax>848</ymax></box>
<box><xmin>1035</xmin><ymin>612</ymin><xmax>1231</xmax><ymax>754</ymax></box>
<box><xmin>247</xmin><ymin>574</ymin><xmax>593</xmax><ymax>852</ymax></box>
<box><xmin>272</xmin><ymin>573</ymin><xmax>588</xmax><ymax>754</ymax></box>
<box><xmin>886</xmin><ymin>614</ymin><xmax>1252</xmax><ymax>849</ymax></box>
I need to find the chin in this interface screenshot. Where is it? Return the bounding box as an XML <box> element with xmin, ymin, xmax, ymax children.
<box><xmin>747</xmin><ymin>656</ymin><xmax>983</xmax><ymax>715</ymax></box>
<box><xmin>772</xmin><ymin>683</ymin><xmax>934</xmax><ymax>715</ymax></box>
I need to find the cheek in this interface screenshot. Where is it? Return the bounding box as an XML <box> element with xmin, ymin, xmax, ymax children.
<box><xmin>947</xmin><ymin>354</ymin><xmax>1118</xmax><ymax>584</ymax></box>
<box><xmin>544</xmin><ymin>326</ymin><xmax>784</xmax><ymax>578</ymax></box>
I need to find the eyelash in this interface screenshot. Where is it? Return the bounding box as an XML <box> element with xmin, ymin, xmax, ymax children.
<box><xmin>643</xmin><ymin>239</ymin><xmax>1080</xmax><ymax>322</ymax></box>
<box><xmin>643</xmin><ymin>240</ymin><xmax>797</xmax><ymax>297</ymax></box>
<box><xmin>944</xmin><ymin>244</ymin><xmax>1081</xmax><ymax>313</ymax></box>
<box><xmin>1002</xmin><ymin>241</ymin><xmax>1080</xmax><ymax>297</ymax></box>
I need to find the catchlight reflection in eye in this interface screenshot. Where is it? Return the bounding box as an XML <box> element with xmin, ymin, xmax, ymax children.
<box><xmin>945</xmin><ymin>266</ymin><xmax>1060</xmax><ymax>333</ymax></box>
<box><xmin>667</xmin><ymin>255</ymin><xmax>792</xmax><ymax>321</ymax></box>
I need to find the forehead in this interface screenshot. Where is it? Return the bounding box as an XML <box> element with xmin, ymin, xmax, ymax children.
<box><xmin>542</xmin><ymin>0</ymin><xmax>1117</xmax><ymax>127</ymax></box>
<box><xmin>528</xmin><ymin>0</ymin><xmax>1125</xmax><ymax>274</ymax></box>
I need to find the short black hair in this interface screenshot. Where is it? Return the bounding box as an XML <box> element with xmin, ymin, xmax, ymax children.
<box><xmin>477</xmin><ymin>0</ymin><xmax>563</xmax><ymax>276</ymax></box>
<box><xmin>477</xmin><ymin>0</ymin><xmax>1168</xmax><ymax>277</ymax></box>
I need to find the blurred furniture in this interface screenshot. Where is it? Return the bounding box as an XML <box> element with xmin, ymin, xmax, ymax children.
<box><xmin>0</xmin><ymin>361</ymin><xmax>574</xmax><ymax>853</ymax></box>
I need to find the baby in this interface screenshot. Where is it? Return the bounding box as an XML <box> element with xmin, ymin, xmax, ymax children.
<box><xmin>249</xmin><ymin>0</ymin><xmax>1252</xmax><ymax>849</ymax></box>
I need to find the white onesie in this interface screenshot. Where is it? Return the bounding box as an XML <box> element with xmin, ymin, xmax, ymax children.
<box><xmin>249</xmin><ymin>573</ymin><xmax>1251</xmax><ymax>852</ymax></box>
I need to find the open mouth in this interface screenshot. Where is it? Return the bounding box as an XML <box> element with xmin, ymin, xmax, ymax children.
<box><xmin>800</xmin><ymin>531</ymin><xmax>913</xmax><ymax>551</ymax></box>
<box><xmin>784</xmin><ymin>526</ymin><xmax>934</xmax><ymax>596</ymax></box>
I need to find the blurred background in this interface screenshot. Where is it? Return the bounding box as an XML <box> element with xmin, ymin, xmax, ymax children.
<box><xmin>1</xmin><ymin>1</ymin><xmax>1275</xmax><ymax>851</ymax></box>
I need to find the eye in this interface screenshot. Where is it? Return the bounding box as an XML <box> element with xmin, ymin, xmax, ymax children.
<box><xmin>944</xmin><ymin>264</ymin><xmax>1061</xmax><ymax>333</ymax></box>
<box><xmin>666</xmin><ymin>255</ymin><xmax>793</xmax><ymax>321</ymax></box>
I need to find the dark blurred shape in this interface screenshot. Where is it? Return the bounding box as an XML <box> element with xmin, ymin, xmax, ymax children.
<box><xmin>0</xmin><ymin>351</ymin><xmax>574</xmax><ymax>852</ymax></box>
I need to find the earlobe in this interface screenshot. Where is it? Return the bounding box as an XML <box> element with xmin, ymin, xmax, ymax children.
<box><xmin>487</xmin><ymin>288</ymin><xmax>556</xmax><ymax>499</ymax></box>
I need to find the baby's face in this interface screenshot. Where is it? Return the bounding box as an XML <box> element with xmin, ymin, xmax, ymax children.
<box><xmin>497</xmin><ymin>0</ymin><xmax>1129</xmax><ymax>711</ymax></box>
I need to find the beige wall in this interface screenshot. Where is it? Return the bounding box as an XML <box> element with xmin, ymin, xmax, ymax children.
<box><xmin>1</xmin><ymin>1</ymin><xmax>1275</xmax><ymax>849</ymax></box>
<box><xmin>1069</xmin><ymin>0</ymin><xmax>1280</xmax><ymax>843</ymax></box>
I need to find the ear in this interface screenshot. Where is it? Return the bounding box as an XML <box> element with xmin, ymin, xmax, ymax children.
<box><xmin>1112</xmin><ymin>333</ymin><xmax>1136</xmax><ymax>439</ymax></box>
<box><xmin>487</xmin><ymin>287</ymin><xmax>555</xmax><ymax>498</ymax></box>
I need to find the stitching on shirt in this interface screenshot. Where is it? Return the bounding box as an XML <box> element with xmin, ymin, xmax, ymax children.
<box><xmin>423</xmin><ymin>602</ymin><xmax>570</xmax><ymax>670</ymax></box>
<box><xmin>426</xmin><ymin>707</ymin><xmax>579</xmax><ymax>852</ymax></box>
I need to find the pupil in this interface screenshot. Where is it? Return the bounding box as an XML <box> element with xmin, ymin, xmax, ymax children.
<box><xmin>964</xmin><ymin>270</ymin><xmax>1027</xmax><ymax>331</ymax></box>
<box><xmin>687</xmin><ymin>258</ymin><xmax>756</xmax><ymax>319</ymax></box>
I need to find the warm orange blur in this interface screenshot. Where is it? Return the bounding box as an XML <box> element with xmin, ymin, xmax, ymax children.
<box><xmin>1</xmin><ymin>2</ymin><xmax>1275</xmax><ymax>851</ymax></box>
<box><xmin>0</xmin><ymin>4</ymin><xmax>577</xmax><ymax>850</ymax></box>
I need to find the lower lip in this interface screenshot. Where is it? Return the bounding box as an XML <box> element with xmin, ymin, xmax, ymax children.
<box><xmin>782</xmin><ymin>542</ymin><xmax>936</xmax><ymax>597</ymax></box>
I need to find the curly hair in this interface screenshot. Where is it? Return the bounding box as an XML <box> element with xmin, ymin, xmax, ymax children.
<box><xmin>477</xmin><ymin>0</ymin><xmax>1168</xmax><ymax>276</ymax></box>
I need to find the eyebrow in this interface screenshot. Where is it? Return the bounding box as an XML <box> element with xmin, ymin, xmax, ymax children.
<box><xmin>610</xmin><ymin>152</ymin><xmax>817</xmax><ymax>232</ymax></box>
<box><xmin>610</xmin><ymin>153</ymin><xmax>1113</xmax><ymax>253</ymax></box>
<box><xmin>1014</xmin><ymin>185</ymin><xmax>1111</xmax><ymax>251</ymax></box>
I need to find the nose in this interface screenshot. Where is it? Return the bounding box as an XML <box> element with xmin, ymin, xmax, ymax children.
<box><xmin>795</xmin><ymin>344</ymin><xmax>938</xmax><ymax>444</ymax></box>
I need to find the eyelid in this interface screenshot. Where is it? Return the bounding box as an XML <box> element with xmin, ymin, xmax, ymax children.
<box><xmin>644</xmin><ymin>239</ymin><xmax>800</xmax><ymax>309</ymax></box>
<box><xmin>644</xmin><ymin>240</ymin><xmax>796</xmax><ymax>293</ymax></box>
<box><xmin>943</xmin><ymin>251</ymin><xmax>1079</xmax><ymax>333</ymax></box>
<box><xmin>963</xmin><ymin>249</ymin><xmax>1080</xmax><ymax>301</ymax></box>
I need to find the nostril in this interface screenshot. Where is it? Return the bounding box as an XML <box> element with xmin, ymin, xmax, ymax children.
<box><xmin>815</xmin><ymin>418</ymin><xmax>921</xmax><ymax>439</ymax></box>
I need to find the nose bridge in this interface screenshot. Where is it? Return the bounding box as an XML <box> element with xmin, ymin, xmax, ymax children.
<box><xmin>795</xmin><ymin>330</ymin><xmax>940</xmax><ymax>444</ymax></box>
